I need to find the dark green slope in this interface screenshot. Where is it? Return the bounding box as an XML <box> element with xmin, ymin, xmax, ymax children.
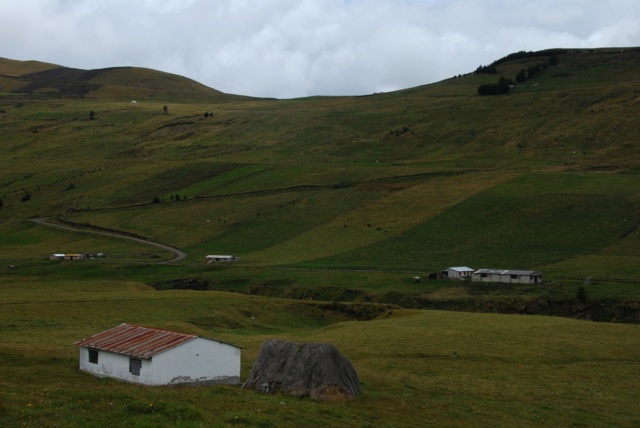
<box><xmin>302</xmin><ymin>173</ymin><xmax>640</xmax><ymax>270</ymax></box>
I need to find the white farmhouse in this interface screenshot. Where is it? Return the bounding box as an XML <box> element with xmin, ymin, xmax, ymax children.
<box><xmin>75</xmin><ymin>323</ymin><xmax>241</xmax><ymax>386</ymax></box>
<box><xmin>472</xmin><ymin>269</ymin><xmax>543</xmax><ymax>285</ymax></box>
<box><xmin>441</xmin><ymin>266</ymin><xmax>475</xmax><ymax>280</ymax></box>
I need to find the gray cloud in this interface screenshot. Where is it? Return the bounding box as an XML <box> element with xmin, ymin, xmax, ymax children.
<box><xmin>2</xmin><ymin>0</ymin><xmax>639</xmax><ymax>98</ymax></box>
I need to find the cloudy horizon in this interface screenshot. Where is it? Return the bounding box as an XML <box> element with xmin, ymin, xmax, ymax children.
<box><xmin>2</xmin><ymin>0</ymin><xmax>640</xmax><ymax>98</ymax></box>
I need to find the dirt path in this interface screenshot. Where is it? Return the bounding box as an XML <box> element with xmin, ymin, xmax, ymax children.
<box><xmin>30</xmin><ymin>217</ymin><xmax>186</xmax><ymax>263</ymax></box>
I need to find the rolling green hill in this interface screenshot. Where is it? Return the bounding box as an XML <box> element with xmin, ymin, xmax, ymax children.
<box><xmin>1</xmin><ymin>48</ymin><xmax>640</xmax><ymax>427</ymax></box>
<box><xmin>2</xmin><ymin>48</ymin><xmax>639</xmax><ymax>279</ymax></box>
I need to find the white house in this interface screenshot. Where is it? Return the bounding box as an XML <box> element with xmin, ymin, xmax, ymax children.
<box><xmin>441</xmin><ymin>266</ymin><xmax>475</xmax><ymax>280</ymax></box>
<box><xmin>472</xmin><ymin>269</ymin><xmax>543</xmax><ymax>285</ymax></box>
<box><xmin>205</xmin><ymin>255</ymin><xmax>239</xmax><ymax>263</ymax></box>
<box><xmin>75</xmin><ymin>323</ymin><xmax>241</xmax><ymax>386</ymax></box>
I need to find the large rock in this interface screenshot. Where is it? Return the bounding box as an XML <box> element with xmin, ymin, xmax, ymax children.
<box><xmin>242</xmin><ymin>340</ymin><xmax>360</xmax><ymax>400</ymax></box>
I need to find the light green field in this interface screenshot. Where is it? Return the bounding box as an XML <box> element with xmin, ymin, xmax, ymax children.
<box><xmin>1</xmin><ymin>278</ymin><xmax>639</xmax><ymax>427</ymax></box>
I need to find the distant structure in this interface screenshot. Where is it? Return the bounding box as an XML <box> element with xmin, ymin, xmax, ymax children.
<box><xmin>472</xmin><ymin>269</ymin><xmax>543</xmax><ymax>285</ymax></box>
<box><xmin>441</xmin><ymin>266</ymin><xmax>475</xmax><ymax>280</ymax></box>
<box><xmin>205</xmin><ymin>255</ymin><xmax>239</xmax><ymax>263</ymax></box>
<box><xmin>49</xmin><ymin>253</ymin><xmax>103</xmax><ymax>261</ymax></box>
<box><xmin>75</xmin><ymin>323</ymin><xmax>241</xmax><ymax>386</ymax></box>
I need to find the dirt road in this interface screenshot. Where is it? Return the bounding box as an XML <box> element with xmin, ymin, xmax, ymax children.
<box><xmin>30</xmin><ymin>217</ymin><xmax>186</xmax><ymax>263</ymax></box>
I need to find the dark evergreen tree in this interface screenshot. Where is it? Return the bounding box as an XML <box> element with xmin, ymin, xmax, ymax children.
<box><xmin>498</xmin><ymin>77</ymin><xmax>510</xmax><ymax>94</ymax></box>
<box><xmin>577</xmin><ymin>286</ymin><xmax>588</xmax><ymax>304</ymax></box>
<box><xmin>474</xmin><ymin>64</ymin><xmax>497</xmax><ymax>74</ymax></box>
<box><xmin>527</xmin><ymin>64</ymin><xmax>543</xmax><ymax>79</ymax></box>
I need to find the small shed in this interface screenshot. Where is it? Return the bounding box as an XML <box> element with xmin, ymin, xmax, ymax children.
<box><xmin>472</xmin><ymin>269</ymin><xmax>543</xmax><ymax>285</ymax></box>
<box><xmin>441</xmin><ymin>266</ymin><xmax>475</xmax><ymax>280</ymax></box>
<box><xmin>205</xmin><ymin>255</ymin><xmax>239</xmax><ymax>263</ymax></box>
<box><xmin>75</xmin><ymin>323</ymin><xmax>241</xmax><ymax>386</ymax></box>
<box><xmin>49</xmin><ymin>253</ymin><xmax>65</xmax><ymax>260</ymax></box>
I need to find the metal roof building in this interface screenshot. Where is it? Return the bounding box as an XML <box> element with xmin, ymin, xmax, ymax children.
<box><xmin>75</xmin><ymin>323</ymin><xmax>241</xmax><ymax>386</ymax></box>
<box><xmin>75</xmin><ymin>323</ymin><xmax>199</xmax><ymax>359</ymax></box>
<box><xmin>472</xmin><ymin>269</ymin><xmax>543</xmax><ymax>285</ymax></box>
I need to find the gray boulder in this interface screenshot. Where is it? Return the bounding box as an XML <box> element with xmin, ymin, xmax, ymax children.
<box><xmin>242</xmin><ymin>340</ymin><xmax>360</xmax><ymax>399</ymax></box>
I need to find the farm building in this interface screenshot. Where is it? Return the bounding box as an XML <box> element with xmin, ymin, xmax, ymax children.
<box><xmin>205</xmin><ymin>255</ymin><xmax>239</xmax><ymax>263</ymax></box>
<box><xmin>441</xmin><ymin>266</ymin><xmax>475</xmax><ymax>280</ymax></box>
<box><xmin>472</xmin><ymin>269</ymin><xmax>543</xmax><ymax>285</ymax></box>
<box><xmin>49</xmin><ymin>253</ymin><xmax>65</xmax><ymax>260</ymax></box>
<box><xmin>64</xmin><ymin>254</ymin><xmax>86</xmax><ymax>261</ymax></box>
<box><xmin>75</xmin><ymin>323</ymin><xmax>241</xmax><ymax>386</ymax></box>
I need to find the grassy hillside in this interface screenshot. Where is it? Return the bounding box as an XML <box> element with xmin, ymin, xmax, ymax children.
<box><xmin>1</xmin><ymin>48</ymin><xmax>639</xmax><ymax>279</ymax></box>
<box><xmin>1</xmin><ymin>278</ymin><xmax>638</xmax><ymax>427</ymax></box>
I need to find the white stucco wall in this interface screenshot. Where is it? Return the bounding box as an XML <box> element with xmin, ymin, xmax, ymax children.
<box><xmin>472</xmin><ymin>273</ymin><xmax>541</xmax><ymax>284</ymax></box>
<box><xmin>151</xmin><ymin>338</ymin><xmax>241</xmax><ymax>386</ymax></box>
<box><xmin>78</xmin><ymin>338</ymin><xmax>241</xmax><ymax>386</ymax></box>
<box><xmin>444</xmin><ymin>268</ymin><xmax>473</xmax><ymax>280</ymax></box>
<box><xmin>78</xmin><ymin>347</ymin><xmax>153</xmax><ymax>384</ymax></box>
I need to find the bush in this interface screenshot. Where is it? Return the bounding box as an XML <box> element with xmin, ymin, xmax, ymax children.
<box><xmin>577</xmin><ymin>286</ymin><xmax>588</xmax><ymax>304</ymax></box>
<box><xmin>478</xmin><ymin>79</ymin><xmax>510</xmax><ymax>96</ymax></box>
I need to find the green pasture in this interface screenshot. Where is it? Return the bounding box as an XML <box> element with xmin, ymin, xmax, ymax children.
<box><xmin>1</xmin><ymin>278</ymin><xmax>639</xmax><ymax>427</ymax></box>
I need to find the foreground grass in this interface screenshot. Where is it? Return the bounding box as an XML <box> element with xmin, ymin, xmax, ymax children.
<box><xmin>0</xmin><ymin>278</ymin><xmax>639</xmax><ymax>427</ymax></box>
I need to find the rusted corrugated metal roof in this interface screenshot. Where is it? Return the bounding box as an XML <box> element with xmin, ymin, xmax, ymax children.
<box><xmin>74</xmin><ymin>323</ymin><xmax>198</xmax><ymax>359</ymax></box>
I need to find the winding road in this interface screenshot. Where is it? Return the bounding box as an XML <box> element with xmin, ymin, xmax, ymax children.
<box><xmin>30</xmin><ymin>217</ymin><xmax>186</xmax><ymax>263</ymax></box>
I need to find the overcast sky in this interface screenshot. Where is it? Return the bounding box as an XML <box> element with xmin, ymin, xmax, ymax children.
<box><xmin>2</xmin><ymin>0</ymin><xmax>639</xmax><ymax>98</ymax></box>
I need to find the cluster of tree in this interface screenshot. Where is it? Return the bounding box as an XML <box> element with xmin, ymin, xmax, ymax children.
<box><xmin>474</xmin><ymin>64</ymin><xmax>497</xmax><ymax>75</ymax></box>
<box><xmin>475</xmin><ymin>50</ymin><xmax>563</xmax><ymax>74</ymax></box>
<box><xmin>477</xmin><ymin>76</ymin><xmax>514</xmax><ymax>96</ymax></box>
<box><xmin>478</xmin><ymin>53</ymin><xmax>560</xmax><ymax>96</ymax></box>
<box><xmin>490</xmin><ymin>49</ymin><xmax>567</xmax><ymax>67</ymax></box>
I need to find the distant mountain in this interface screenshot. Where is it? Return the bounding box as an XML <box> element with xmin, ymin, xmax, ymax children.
<box><xmin>0</xmin><ymin>57</ymin><xmax>252</xmax><ymax>102</ymax></box>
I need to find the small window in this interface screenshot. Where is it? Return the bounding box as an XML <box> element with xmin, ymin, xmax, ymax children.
<box><xmin>511</xmin><ymin>275</ymin><xmax>518</xmax><ymax>279</ymax></box>
<box><xmin>129</xmin><ymin>358</ymin><xmax>142</xmax><ymax>376</ymax></box>
<box><xmin>480</xmin><ymin>273</ymin><xmax>487</xmax><ymax>278</ymax></box>
<box><xmin>88</xmin><ymin>349</ymin><xmax>99</xmax><ymax>364</ymax></box>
